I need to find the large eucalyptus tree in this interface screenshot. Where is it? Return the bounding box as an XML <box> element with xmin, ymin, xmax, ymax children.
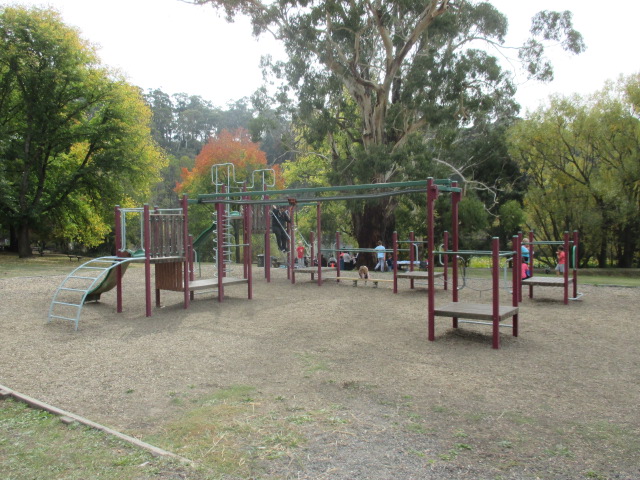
<box><xmin>192</xmin><ymin>0</ymin><xmax>584</xmax><ymax>248</ymax></box>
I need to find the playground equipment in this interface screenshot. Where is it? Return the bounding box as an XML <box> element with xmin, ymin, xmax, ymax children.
<box><xmin>425</xmin><ymin>178</ymin><xmax>519</xmax><ymax>349</ymax></box>
<box><xmin>194</xmin><ymin>179</ymin><xmax>454</xmax><ymax>286</ymax></box>
<box><xmin>520</xmin><ymin>231</ymin><xmax>582</xmax><ymax>304</ymax></box>
<box><xmin>48</xmin><ymin>195</ymin><xmax>253</xmax><ymax>330</ymax></box>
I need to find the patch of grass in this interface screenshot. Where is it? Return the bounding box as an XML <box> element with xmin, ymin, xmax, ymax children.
<box><xmin>544</xmin><ymin>444</ymin><xmax>574</xmax><ymax>458</ymax></box>
<box><xmin>295</xmin><ymin>352</ymin><xmax>329</xmax><ymax>376</ymax></box>
<box><xmin>406</xmin><ymin>422</ymin><xmax>429</xmax><ymax>434</ymax></box>
<box><xmin>584</xmin><ymin>471</ymin><xmax>607</xmax><ymax>479</ymax></box>
<box><xmin>431</xmin><ymin>405</ymin><xmax>449</xmax><ymax>413</ymax></box>
<box><xmin>146</xmin><ymin>385</ymin><xmax>306</xmax><ymax>478</ymax></box>
<box><xmin>0</xmin><ymin>399</ymin><xmax>196</xmax><ymax>480</ymax></box>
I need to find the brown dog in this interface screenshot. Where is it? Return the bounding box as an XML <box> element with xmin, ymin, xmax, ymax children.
<box><xmin>358</xmin><ymin>265</ymin><xmax>369</xmax><ymax>285</ymax></box>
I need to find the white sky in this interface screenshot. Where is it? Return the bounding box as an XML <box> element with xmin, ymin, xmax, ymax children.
<box><xmin>8</xmin><ymin>0</ymin><xmax>640</xmax><ymax>112</ymax></box>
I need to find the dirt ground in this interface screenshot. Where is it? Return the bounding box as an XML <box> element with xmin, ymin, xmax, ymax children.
<box><xmin>1</xmin><ymin>264</ymin><xmax>639</xmax><ymax>480</ymax></box>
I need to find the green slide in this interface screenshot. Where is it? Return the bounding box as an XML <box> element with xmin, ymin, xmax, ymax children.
<box><xmin>84</xmin><ymin>251</ymin><xmax>143</xmax><ymax>302</ymax></box>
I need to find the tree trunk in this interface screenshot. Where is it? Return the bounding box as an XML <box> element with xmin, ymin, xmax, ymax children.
<box><xmin>352</xmin><ymin>197</ymin><xmax>396</xmax><ymax>268</ymax></box>
<box><xmin>617</xmin><ymin>223</ymin><xmax>637</xmax><ymax>268</ymax></box>
<box><xmin>17</xmin><ymin>221</ymin><xmax>32</xmax><ymax>258</ymax></box>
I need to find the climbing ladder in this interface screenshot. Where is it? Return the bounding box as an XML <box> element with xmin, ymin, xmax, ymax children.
<box><xmin>47</xmin><ymin>257</ymin><xmax>137</xmax><ymax>330</ymax></box>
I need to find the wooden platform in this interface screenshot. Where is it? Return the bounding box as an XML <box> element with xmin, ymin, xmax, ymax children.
<box><xmin>433</xmin><ymin>302</ymin><xmax>519</xmax><ymax>321</ymax></box>
<box><xmin>522</xmin><ymin>276</ymin><xmax>572</xmax><ymax>287</ymax></box>
<box><xmin>396</xmin><ymin>271</ymin><xmax>444</xmax><ymax>280</ymax></box>
<box><xmin>189</xmin><ymin>277</ymin><xmax>248</xmax><ymax>291</ymax></box>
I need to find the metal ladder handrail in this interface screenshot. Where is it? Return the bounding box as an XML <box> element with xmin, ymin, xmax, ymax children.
<box><xmin>47</xmin><ymin>256</ymin><xmax>139</xmax><ymax>330</ymax></box>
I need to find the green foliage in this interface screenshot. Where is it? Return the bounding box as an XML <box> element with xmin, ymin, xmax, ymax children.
<box><xmin>498</xmin><ymin>200</ymin><xmax>525</xmax><ymax>246</ymax></box>
<box><xmin>507</xmin><ymin>74</ymin><xmax>640</xmax><ymax>267</ymax></box>
<box><xmin>0</xmin><ymin>6</ymin><xmax>165</xmax><ymax>255</ymax></box>
<box><xmin>197</xmin><ymin>0</ymin><xmax>583</xmax><ymax>250</ymax></box>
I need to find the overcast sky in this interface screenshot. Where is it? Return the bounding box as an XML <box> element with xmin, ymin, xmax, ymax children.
<box><xmin>9</xmin><ymin>0</ymin><xmax>640</xmax><ymax>112</ymax></box>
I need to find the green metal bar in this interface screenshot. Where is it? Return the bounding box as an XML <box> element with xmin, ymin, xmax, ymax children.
<box><xmin>195</xmin><ymin>188</ymin><xmax>435</xmax><ymax>206</ymax></box>
<box><xmin>193</xmin><ymin>178</ymin><xmax>460</xmax><ymax>201</ymax></box>
<box><xmin>522</xmin><ymin>240</ymin><xmax>574</xmax><ymax>245</ymax></box>
<box><xmin>433</xmin><ymin>250</ymin><xmax>515</xmax><ymax>257</ymax></box>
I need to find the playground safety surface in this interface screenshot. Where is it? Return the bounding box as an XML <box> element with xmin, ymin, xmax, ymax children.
<box><xmin>2</xmin><ymin>265</ymin><xmax>639</xmax><ymax>479</ymax></box>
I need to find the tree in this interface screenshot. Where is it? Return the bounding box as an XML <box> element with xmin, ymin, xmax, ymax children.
<box><xmin>0</xmin><ymin>6</ymin><xmax>166</xmax><ymax>257</ymax></box>
<box><xmin>507</xmin><ymin>75</ymin><xmax>640</xmax><ymax>267</ymax></box>
<box><xmin>177</xmin><ymin>128</ymin><xmax>283</xmax><ymax>250</ymax></box>
<box><xmin>192</xmin><ymin>0</ymin><xmax>584</xmax><ymax>249</ymax></box>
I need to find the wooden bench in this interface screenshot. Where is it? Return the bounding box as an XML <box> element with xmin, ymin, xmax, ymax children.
<box><xmin>67</xmin><ymin>255</ymin><xmax>83</xmax><ymax>262</ymax></box>
<box><xmin>189</xmin><ymin>277</ymin><xmax>249</xmax><ymax>291</ymax></box>
<box><xmin>396</xmin><ymin>271</ymin><xmax>444</xmax><ymax>280</ymax></box>
<box><xmin>295</xmin><ymin>267</ymin><xmax>336</xmax><ymax>280</ymax></box>
<box><xmin>434</xmin><ymin>302</ymin><xmax>519</xmax><ymax>323</ymax></box>
<box><xmin>326</xmin><ymin>276</ymin><xmax>395</xmax><ymax>288</ymax></box>
<box><xmin>521</xmin><ymin>276</ymin><xmax>573</xmax><ymax>287</ymax></box>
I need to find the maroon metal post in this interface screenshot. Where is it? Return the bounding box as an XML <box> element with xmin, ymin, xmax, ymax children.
<box><xmin>189</xmin><ymin>235</ymin><xmax>195</xmax><ymax>301</ymax></box>
<box><xmin>288</xmin><ymin>205</ymin><xmax>296</xmax><ymax>284</ymax></box>
<box><xmin>115</xmin><ymin>206</ymin><xmax>123</xmax><ymax>313</ymax></box>
<box><xmin>491</xmin><ymin>237</ymin><xmax>500</xmax><ymax>349</ymax></box>
<box><xmin>246</xmin><ymin>202</ymin><xmax>253</xmax><ymax>299</ymax></box>
<box><xmin>182</xmin><ymin>194</ymin><xmax>190</xmax><ymax>310</ymax></box>
<box><xmin>143</xmin><ymin>204</ymin><xmax>152</xmax><ymax>317</ymax></box>
<box><xmin>392</xmin><ymin>231</ymin><xmax>398</xmax><ymax>293</ymax></box>
<box><xmin>451</xmin><ymin>182</ymin><xmax>460</xmax><ymax>329</ymax></box>
<box><xmin>316</xmin><ymin>203</ymin><xmax>322</xmax><ymax>286</ymax></box>
<box><xmin>511</xmin><ymin>235</ymin><xmax>519</xmax><ymax>337</ymax></box>
<box><xmin>427</xmin><ymin>179</ymin><xmax>438</xmax><ymax>342</ymax></box>
<box><xmin>242</xmin><ymin>185</ymin><xmax>248</xmax><ymax>281</ymax></box>
<box><xmin>563</xmin><ymin>231</ymin><xmax>570</xmax><ymax>305</ymax></box>
<box><xmin>335</xmin><ymin>231</ymin><xmax>341</xmax><ymax>281</ymax></box>
<box><xmin>443</xmin><ymin>231</ymin><xmax>449</xmax><ymax>292</ymax></box>
<box><xmin>409</xmin><ymin>231</ymin><xmax>415</xmax><ymax>290</ymax></box>
<box><xmin>517</xmin><ymin>232</ymin><xmax>523</xmax><ymax>303</ymax></box>
<box><xmin>573</xmin><ymin>230</ymin><xmax>579</xmax><ymax>299</ymax></box>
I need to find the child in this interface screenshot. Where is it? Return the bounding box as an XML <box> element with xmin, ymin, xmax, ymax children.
<box><xmin>358</xmin><ymin>265</ymin><xmax>369</xmax><ymax>285</ymax></box>
<box><xmin>521</xmin><ymin>258</ymin><xmax>531</xmax><ymax>280</ymax></box>
<box><xmin>555</xmin><ymin>246</ymin><xmax>566</xmax><ymax>276</ymax></box>
<box><xmin>296</xmin><ymin>243</ymin><xmax>305</xmax><ymax>268</ymax></box>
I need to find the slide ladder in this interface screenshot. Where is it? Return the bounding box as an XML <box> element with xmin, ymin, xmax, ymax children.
<box><xmin>47</xmin><ymin>256</ymin><xmax>137</xmax><ymax>330</ymax></box>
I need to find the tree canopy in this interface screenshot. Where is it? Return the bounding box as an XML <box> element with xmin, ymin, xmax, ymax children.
<box><xmin>193</xmin><ymin>0</ymin><xmax>584</xmax><ymax>249</ymax></box>
<box><xmin>0</xmin><ymin>6</ymin><xmax>166</xmax><ymax>256</ymax></box>
<box><xmin>507</xmin><ymin>74</ymin><xmax>640</xmax><ymax>267</ymax></box>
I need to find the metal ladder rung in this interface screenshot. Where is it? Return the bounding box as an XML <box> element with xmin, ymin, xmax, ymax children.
<box><xmin>49</xmin><ymin>314</ymin><xmax>78</xmax><ymax>322</ymax></box>
<box><xmin>78</xmin><ymin>266</ymin><xmax>111</xmax><ymax>271</ymax></box>
<box><xmin>53</xmin><ymin>301</ymin><xmax>82</xmax><ymax>307</ymax></box>
<box><xmin>69</xmin><ymin>275</ymin><xmax>102</xmax><ymax>280</ymax></box>
<box><xmin>59</xmin><ymin>287</ymin><xmax>90</xmax><ymax>293</ymax></box>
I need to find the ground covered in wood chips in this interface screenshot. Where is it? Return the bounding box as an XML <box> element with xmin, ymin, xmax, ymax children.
<box><xmin>1</xmin><ymin>263</ymin><xmax>639</xmax><ymax>480</ymax></box>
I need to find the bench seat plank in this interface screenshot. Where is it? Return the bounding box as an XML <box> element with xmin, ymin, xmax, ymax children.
<box><xmin>396</xmin><ymin>271</ymin><xmax>444</xmax><ymax>279</ymax></box>
<box><xmin>434</xmin><ymin>302</ymin><xmax>519</xmax><ymax>321</ymax></box>
<box><xmin>189</xmin><ymin>277</ymin><xmax>248</xmax><ymax>291</ymax></box>
<box><xmin>522</xmin><ymin>276</ymin><xmax>573</xmax><ymax>287</ymax></box>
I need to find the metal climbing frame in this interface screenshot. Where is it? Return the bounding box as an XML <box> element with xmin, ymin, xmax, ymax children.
<box><xmin>47</xmin><ymin>256</ymin><xmax>139</xmax><ymax>330</ymax></box>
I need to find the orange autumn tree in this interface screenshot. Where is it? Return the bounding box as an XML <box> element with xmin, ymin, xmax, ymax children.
<box><xmin>177</xmin><ymin>128</ymin><xmax>283</xmax><ymax>258</ymax></box>
<box><xmin>177</xmin><ymin>128</ymin><xmax>282</xmax><ymax>196</ymax></box>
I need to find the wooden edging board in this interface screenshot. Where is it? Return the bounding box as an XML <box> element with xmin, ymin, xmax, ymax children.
<box><xmin>0</xmin><ymin>384</ymin><xmax>193</xmax><ymax>466</ymax></box>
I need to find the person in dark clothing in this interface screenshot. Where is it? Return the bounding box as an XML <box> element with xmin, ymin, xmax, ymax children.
<box><xmin>271</xmin><ymin>206</ymin><xmax>290</xmax><ymax>252</ymax></box>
